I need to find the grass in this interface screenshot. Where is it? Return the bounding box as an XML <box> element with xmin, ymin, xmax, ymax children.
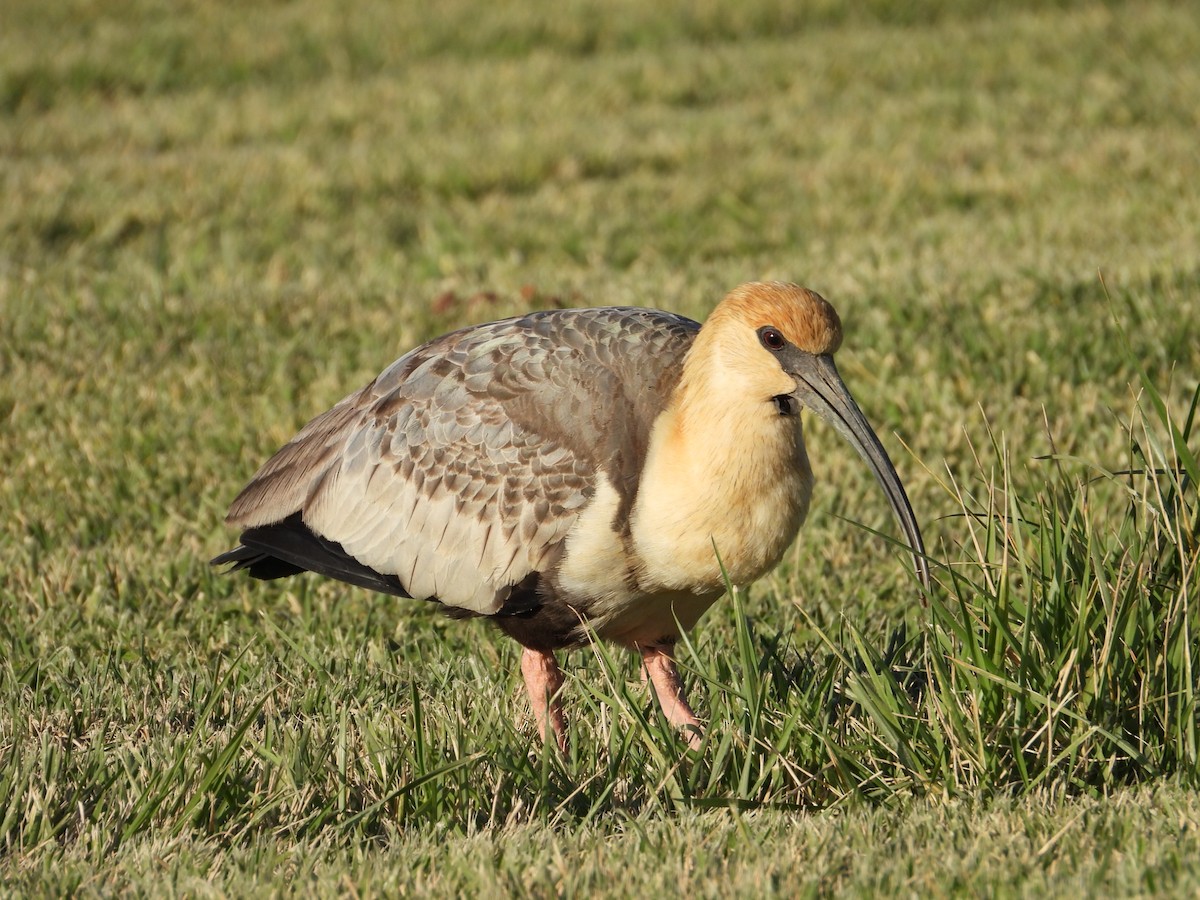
<box><xmin>2</xmin><ymin>0</ymin><xmax>1199</xmax><ymax>894</ymax></box>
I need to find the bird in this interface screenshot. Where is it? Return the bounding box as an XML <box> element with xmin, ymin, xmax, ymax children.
<box><xmin>212</xmin><ymin>281</ymin><xmax>929</xmax><ymax>751</ymax></box>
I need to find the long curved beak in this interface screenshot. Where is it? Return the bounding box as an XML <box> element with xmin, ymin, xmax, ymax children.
<box><xmin>791</xmin><ymin>354</ymin><xmax>930</xmax><ymax>591</ymax></box>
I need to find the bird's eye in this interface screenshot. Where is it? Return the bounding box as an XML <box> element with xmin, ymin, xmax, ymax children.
<box><xmin>759</xmin><ymin>327</ymin><xmax>786</xmax><ymax>351</ymax></box>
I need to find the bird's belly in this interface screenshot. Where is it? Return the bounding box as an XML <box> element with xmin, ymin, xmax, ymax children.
<box><xmin>585</xmin><ymin>588</ymin><xmax>722</xmax><ymax>649</ymax></box>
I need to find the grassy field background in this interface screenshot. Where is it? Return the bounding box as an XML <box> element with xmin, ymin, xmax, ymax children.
<box><xmin>3</xmin><ymin>0</ymin><xmax>1199</xmax><ymax>894</ymax></box>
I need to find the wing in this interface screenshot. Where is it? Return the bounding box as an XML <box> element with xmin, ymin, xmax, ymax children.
<box><xmin>215</xmin><ymin>307</ymin><xmax>700</xmax><ymax>616</ymax></box>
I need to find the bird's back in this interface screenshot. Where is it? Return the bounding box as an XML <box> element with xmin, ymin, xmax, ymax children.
<box><xmin>215</xmin><ymin>306</ymin><xmax>700</xmax><ymax>618</ymax></box>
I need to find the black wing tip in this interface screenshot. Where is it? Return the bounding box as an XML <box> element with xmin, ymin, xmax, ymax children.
<box><xmin>210</xmin><ymin>544</ymin><xmax>304</xmax><ymax>581</ymax></box>
<box><xmin>212</xmin><ymin>513</ymin><xmax>413</xmax><ymax>599</ymax></box>
<box><xmin>210</xmin><ymin>544</ymin><xmax>253</xmax><ymax>568</ymax></box>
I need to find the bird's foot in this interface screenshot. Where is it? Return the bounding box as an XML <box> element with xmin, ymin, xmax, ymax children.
<box><xmin>521</xmin><ymin>647</ymin><xmax>568</xmax><ymax>753</ymax></box>
<box><xmin>641</xmin><ymin>645</ymin><xmax>704</xmax><ymax>751</ymax></box>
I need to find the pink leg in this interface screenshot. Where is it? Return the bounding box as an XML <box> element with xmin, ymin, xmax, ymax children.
<box><xmin>521</xmin><ymin>647</ymin><xmax>567</xmax><ymax>752</ymax></box>
<box><xmin>641</xmin><ymin>645</ymin><xmax>704</xmax><ymax>750</ymax></box>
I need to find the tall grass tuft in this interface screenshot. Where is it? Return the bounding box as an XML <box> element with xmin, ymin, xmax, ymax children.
<box><xmin>782</xmin><ymin>372</ymin><xmax>1199</xmax><ymax>801</ymax></box>
<box><xmin>917</xmin><ymin>375</ymin><xmax>1199</xmax><ymax>794</ymax></box>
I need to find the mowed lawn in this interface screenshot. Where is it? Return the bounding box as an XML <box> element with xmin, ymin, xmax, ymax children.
<box><xmin>2</xmin><ymin>0</ymin><xmax>1199</xmax><ymax>894</ymax></box>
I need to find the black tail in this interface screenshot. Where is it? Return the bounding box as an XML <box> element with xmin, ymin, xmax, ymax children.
<box><xmin>211</xmin><ymin>512</ymin><xmax>412</xmax><ymax>599</ymax></box>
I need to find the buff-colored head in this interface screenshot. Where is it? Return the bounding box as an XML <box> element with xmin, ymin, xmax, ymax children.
<box><xmin>707</xmin><ymin>281</ymin><xmax>843</xmax><ymax>356</ymax></box>
<box><xmin>687</xmin><ymin>282</ymin><xmax>845</xmax><ymax>402</ymax></box>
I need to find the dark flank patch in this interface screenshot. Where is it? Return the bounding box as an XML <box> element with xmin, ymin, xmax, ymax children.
<box><xmin>491</xmin><ymin>593</ymin><xmax>590</xmax><ymax>652</ymax></box>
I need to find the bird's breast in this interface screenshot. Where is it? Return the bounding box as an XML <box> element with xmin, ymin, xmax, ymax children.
<box><xmin>628</xmin><ymin>405</ymin><xmax>815</xmax><ymax>595</ymax></box>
